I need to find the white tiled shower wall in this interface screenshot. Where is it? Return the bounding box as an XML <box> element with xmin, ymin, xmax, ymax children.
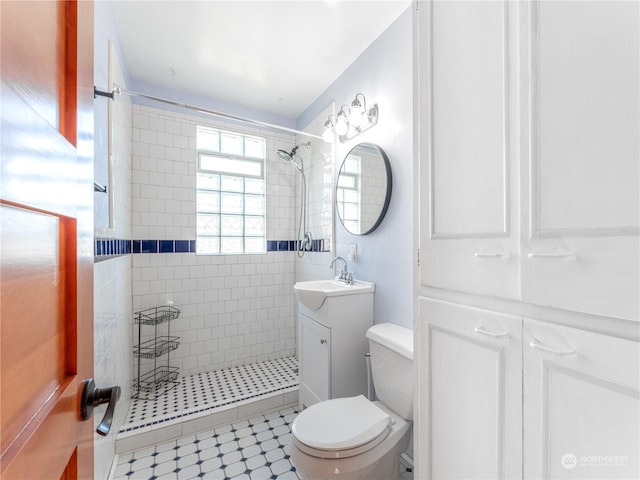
<box><xmin>131</xmin><ymin>104</ymin><xmax>300</xmax><ymax>377</ymax></box>
<box><xmin>93</xmin><ymin>41</ymin><xmax>134</xmax><ymax>479</ymax></box>
<box><xmin>294</xmin><ymin>104</ymin><xmax>335</xmax><ymax>282</ymax></box>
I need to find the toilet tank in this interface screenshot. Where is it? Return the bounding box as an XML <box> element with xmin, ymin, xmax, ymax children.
<box><xmin>366</xmin><ymin>323</ymin><xmax>413</xmax><ymax>420</ymax></box>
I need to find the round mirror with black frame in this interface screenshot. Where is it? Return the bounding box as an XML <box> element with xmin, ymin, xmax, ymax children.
<box><xmin>336</xmin><ymin>142</ymin><xmax>392</xmax><ymax>235</ymax></box>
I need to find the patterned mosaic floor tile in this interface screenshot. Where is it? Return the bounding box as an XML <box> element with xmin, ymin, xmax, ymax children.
<box><xmin>122</xmin><ymin>357</ymin><xmax>298</xmax><ymax>434</ymax></box>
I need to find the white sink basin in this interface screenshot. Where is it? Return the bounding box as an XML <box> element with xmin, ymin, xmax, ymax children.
<box><xmin>294</xmin><ymin>279</ymin><xmax>375</xmax><ymax>311</ymax></box>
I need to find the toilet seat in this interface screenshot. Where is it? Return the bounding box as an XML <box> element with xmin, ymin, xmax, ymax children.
<box><xmin>292</xmin><ymin>395</ymin><xmax>392</xmax><ymax>459</ymax></box>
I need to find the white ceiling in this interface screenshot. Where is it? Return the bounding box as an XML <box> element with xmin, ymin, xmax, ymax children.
<box><xmin>110</xmin><ymin>0</ymin><xmax>411</xmax><ymax>119</ymax></box>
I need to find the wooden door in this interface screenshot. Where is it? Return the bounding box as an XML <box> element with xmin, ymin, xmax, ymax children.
<box><xmin>523</xmin><ymin>319</ymin><xmax>639</xmax><ymax>479</ymax></box>
<box><xmin>418</xmin><ymin>298</ymin><xmax>522</xmax><ymax>479</ymax></box>
<box><xmin>1</xmin><ymin>1</ymin><xmax>95</xmax><ymax>479</ymax></box>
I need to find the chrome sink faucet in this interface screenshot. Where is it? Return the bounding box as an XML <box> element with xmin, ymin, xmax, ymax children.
<box><xmin>329</xmin><ymin>256</ymin><xmax>353</xmax><ymax>285</ymax></box>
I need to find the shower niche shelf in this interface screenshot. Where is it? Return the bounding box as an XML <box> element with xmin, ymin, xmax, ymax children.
<box><xmin>132</xmin><ymin>305</ymin><xmax>181</xmax><ymax>400</ymax></box>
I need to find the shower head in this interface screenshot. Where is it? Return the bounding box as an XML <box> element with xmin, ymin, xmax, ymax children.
<box><xmin>276</xmin><ymin>143</ymin><xmax>309</xmax><ymax>173</ymax></box>
<box><xmin>276</xmin><ymin>149</ymin><xmax>303</xmax><ymax>173</ymax></box>
<box><xmin>276</xmin><ymin>149</ymin><xmax>293</xmax><ymax>161</ymax></box>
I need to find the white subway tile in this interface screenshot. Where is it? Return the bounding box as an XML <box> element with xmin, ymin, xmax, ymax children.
<box><xmin>165</xmin><ymin>119</ymin><xmax>181</xmax><ymax>135</ymax></box>
<box><xmin>132</xmin><ymin>142</ymin><xmax>149</xmax><ymax>157</ymax></box>
<box><xmin>149</xmin><ymin>144</ymin><xmax>165</xmax><ymax>159</ymax></box>
<box><xmin>131</xmin><ymin>104</ymin><xmax>302</xmax><ymax>377</ymax></box>
<box><xmin>157</xmin><ymin>131</ymin><xmax>173</xmax><ymax>147</ymax></box>
<box><xmin>149</xmin><ymin>116</ymin><xmax>165</xmax><ymax>132</ymax></box>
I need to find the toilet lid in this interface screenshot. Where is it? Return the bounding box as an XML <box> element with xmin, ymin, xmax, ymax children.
<box><xmin>292</xmin><ymin>395</ymin><xmax>391</xmax><ymax>450</ymax></box>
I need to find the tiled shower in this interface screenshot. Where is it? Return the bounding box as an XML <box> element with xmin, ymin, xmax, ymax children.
<box><xmin>129</xmin><ymin>103</ymin><xmax>300</xmax><ymax>376</ymax></box>
<box><xmin>93</xmin><ymin>42</ymin><xmax>336</xmax><ymax>477</ymax></box>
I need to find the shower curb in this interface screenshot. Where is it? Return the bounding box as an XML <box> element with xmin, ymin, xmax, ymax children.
<box><xmin>115</xmin><ymin>386</ymin><xmax>298</xmax><ymax>453</ymax></box>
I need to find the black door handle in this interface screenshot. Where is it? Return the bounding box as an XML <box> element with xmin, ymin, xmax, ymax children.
<box><xmin>80</xmin><ymin>379</ymin><xmax>121</xmax><ymax>436</ymax></box>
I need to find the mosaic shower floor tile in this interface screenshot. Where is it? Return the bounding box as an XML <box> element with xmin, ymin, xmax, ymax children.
<box><xmin>121</xmin><ymin>357</ymin><xmax>298</xmax><ymax>434</ymax></box>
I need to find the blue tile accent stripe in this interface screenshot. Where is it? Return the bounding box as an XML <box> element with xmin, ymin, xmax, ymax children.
<box><xmin>266</xmin><ymin>238</ymin><xmax>330</xmax><ymax>252</ymax></box>
<box><xmin>94</xmin><ymin>238</ymin><xmax>132</xmax><ymax>262</ymax></box>
<box><xmin>95</xmin><ymin>238</ymin><xmax>330</xmax><ymax>262</ymax></box>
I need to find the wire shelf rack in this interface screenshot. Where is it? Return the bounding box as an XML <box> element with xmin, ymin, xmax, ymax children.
<box><xmin>135</xmin><ymin>305</ymin><xmax>181</xmax><ymax>325</ymax></box>
<box><xmin>132</xmin><ymin>367</ymin><xmax>180</xmax><ymax>398</ymax></box>
<box><xmin>133</xmin><ymin>336</ymin><xmax>180</xmax><ymax>359</ymax></box>
<box><xmin>133</xmin><ymin>305</ymin><xmax>181</xmax><ymax>400</ymax></box>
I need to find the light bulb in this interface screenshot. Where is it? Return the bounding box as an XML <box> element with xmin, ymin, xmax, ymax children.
<box><xmin>335</xmin><ymin>118</ymin><xmax>348</xmax><ymax>136</ymax></box>
<box><xmin>350</xmin><ymin>94</ymin><xmax>366</xmax><ymax>127</ymax></box>
<box><xmin>323</xmin><ymin>117</ymin><xmax>336</xmax><ymax>143</ymax></box>
<box><xmin>349</xmin><ymin>108</ymin><xmax>363</xmax><ymax>127</ymax></box>
<box><xmin>335</xmin><ymin>106</ymin><xmax>350</xmax><ymax>136</ymax></box>
<box><xmin>323</xmin><ymin>126</ymin><xmax>334</xmax><ymax>143</ymax></box>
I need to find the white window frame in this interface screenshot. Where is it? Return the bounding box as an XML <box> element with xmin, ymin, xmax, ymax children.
<box><xmin>195</xmin><ymin>126</ymin><xmax>266</xmax><ymax>255</ymax></box>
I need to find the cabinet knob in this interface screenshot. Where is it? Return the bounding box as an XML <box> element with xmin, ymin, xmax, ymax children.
<box><xmin>320</xmin><ymin>339</ymin><xmax>327</xmax><ymax>344</ymax></box>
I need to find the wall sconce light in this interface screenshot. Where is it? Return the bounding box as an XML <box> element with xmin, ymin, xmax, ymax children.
<box><xmin>335</xmin><ymin>106</ymin><xmax>350</xmax><ymax>136</ymax></box>
<box><xmin>322</xmin><ymin>93</ymin><xmax>378</xmax><ymax>144</ymax></box>
<box><xmin>322</xmin><ymin>116</ymin><xmax>336</xmax><ymax>143</ymax></box>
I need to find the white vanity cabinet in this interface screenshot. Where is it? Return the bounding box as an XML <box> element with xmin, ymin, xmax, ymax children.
<box><xmin>297</xmin><ymin>291</ymin><xmax>374</xmax><ymax>409</ymax></box>
<box><xmin>298</xmin><ymin>315</ymin><xmax>330</xmax><ymax>406</ymax></box>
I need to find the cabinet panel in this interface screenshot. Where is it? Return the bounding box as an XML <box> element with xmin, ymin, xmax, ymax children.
<box><xmin>532</xmin><ymin>1</ymin><xmax>639</xmax><ymax>234</ymax></box>
<box><xmin>419</xmin><ymin>0</ymin><xmax>519</xmax><ymax>299</ymax></box>
<box><xmin>418</xmin><ymin>298</ymin><xmax>522</xmax><ymax>479</ymax></box>
<box><xmin>523</xmin><ymin>0</ymin><xmax>640</xmax><ymax>321</ymax></box>
<box><xmin>523</xmin><ymin>320</ymin><xmax>639</xmax><ymax>479</ymax></box>
<box><xmin>298</xmin><ymin>314</ymin><xmax>330</xmax><ymax>408</ymax></box>
<box><xmin>430</xmin><ymin>0</ymin><xmax>509</xmax><ymax>237</ymax></box>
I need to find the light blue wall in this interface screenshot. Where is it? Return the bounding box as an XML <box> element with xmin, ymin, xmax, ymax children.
<box><xmin>298</xmin><ymin>7</ymin><xmax>414</xmax><ymax>329</ymax></box>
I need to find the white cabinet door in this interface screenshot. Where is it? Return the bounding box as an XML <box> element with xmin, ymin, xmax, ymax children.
<box><xmin>418</xmin><ymin>0</ymin><xmax>640</xmax><ymax>320</ymax></box>
<box><xmin>298</xmin><ymin>314</ymin><xmax>330</xmax><ymax>408</ymax></box>
<box><xmin>418</xmin><ymin>298</ymin><xmax>522</xmax><ymax>479</ymax></box>
<box><xmin>418</xmin><ymin>0</ymin><xmax>519</xmax><ymax>299</ymax></box>
<box><xmin>523</xmin><ymin>319</ymin><xmax>640</xmax><ymax>479</ymax></box>
<box><xmin>521</xmin><ymin>1</ymin><xmax>640</xmax><ymax>320</ymax></box>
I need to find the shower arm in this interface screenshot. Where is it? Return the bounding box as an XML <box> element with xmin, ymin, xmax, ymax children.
<box><xmin>94</xmin><ymin>85</ymin><xmax>323</xmax><ymax>141</ymax></box>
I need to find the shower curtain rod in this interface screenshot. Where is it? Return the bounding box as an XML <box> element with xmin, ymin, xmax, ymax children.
<box><xmin>94</xmin><ymin>85</ymin><xmax>323</xmax><ymax>140</ymax></box>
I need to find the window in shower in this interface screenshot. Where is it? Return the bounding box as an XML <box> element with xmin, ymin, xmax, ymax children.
<box><xmin>196</xmin><ymin>126</ymin><xmax>266</xmax><ymax>254</ymax></box>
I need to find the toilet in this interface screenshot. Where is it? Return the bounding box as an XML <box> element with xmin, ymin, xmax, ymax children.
<box><xmin>289</xmin><ymin>322</ymin><xmax>413</xmax><ymax>480</ymax></box>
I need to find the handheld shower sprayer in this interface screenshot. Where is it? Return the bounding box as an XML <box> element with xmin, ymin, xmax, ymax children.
<box><xmin>276</xmin><ymin>142</ymin><xmax>313</xmax><ymax>257</ymax></box>
<box><xmin>276</xmin><ymin>142</ymin><xmax>308</xmax><ymax>173</ymax></box>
